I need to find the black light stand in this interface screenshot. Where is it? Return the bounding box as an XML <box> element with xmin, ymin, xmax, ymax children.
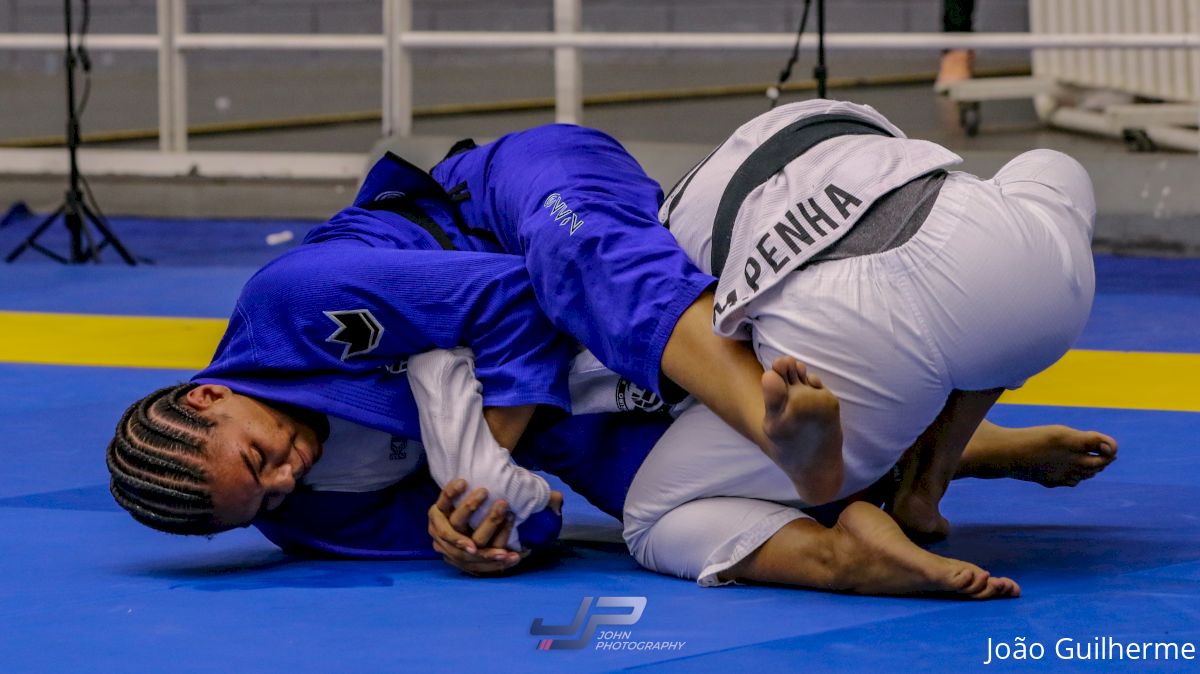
<box><xmin>767</xmin><ymin>0</ymin><xmax>831</xmax><ymax>108</ymax></box>
<box><xmin>814</xmin><ymin>0</ymin><xmax>828</xmax><ymax>99</ymax></box>
<box><xmin>6</xmin><ymin>0</ymin><xmax>136</xmax><ymax>265</ymax></box>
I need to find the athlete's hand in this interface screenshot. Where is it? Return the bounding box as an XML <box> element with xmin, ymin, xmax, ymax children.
<box><xmin>428</xmin><ymin>479</ymin><xmax>526</xmax><ymax>576</ymax></box>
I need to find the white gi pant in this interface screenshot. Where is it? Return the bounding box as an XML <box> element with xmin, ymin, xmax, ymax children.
<box><xmin>624</xmin><ymin>149</ymin><xmax>1098</xmax><ymax>586</ymax></box>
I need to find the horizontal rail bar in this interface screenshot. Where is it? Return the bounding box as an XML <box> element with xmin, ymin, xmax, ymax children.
<box><xmin>0</xmin><ymin>148</ymin><xmax>366</xmax><ymax>180</ymax></box>
<box><xmin>0</xmin><ymin>33</ymin><xmax>159</xmax><ymax>50</ymax></box>
<box><xmin>394</xmin><ymin>31</ymin><xmax>1200</xmax><ymax>51</ymax></box>
<box><xmin>177</xmin><ymin>34</ymin><xmax>385</xmax><ymax>51</ymax></box>
<box><xmin>2</xmin><ymin>31</ymin><xmax>1198</xmax><ymax>53</ymax></box>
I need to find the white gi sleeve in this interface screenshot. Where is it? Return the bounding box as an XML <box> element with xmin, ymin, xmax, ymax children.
<box><xmin>568</xmin><ymin>349</ymin><xmax>693</xmax><ymax>417</ymax></box>
<box><xmin>407</xmin><ymin>348</ymin><xmax>551</xmax><ymax>551</ymax></box>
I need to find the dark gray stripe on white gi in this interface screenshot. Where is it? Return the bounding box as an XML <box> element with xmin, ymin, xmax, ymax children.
<box><xmin>811</xmin><ymin>169</ymin><xmax>947</xmax><ymax>264</ymax></box>
<box><xmin>662</xmin><ymin>139</ymin><xmax>728</xmax><ymax>230</ymax></box>
<box><xmin>710</xmin><ymin>114</ymin><xmax>894</xmax><ymax>277</ymax></box>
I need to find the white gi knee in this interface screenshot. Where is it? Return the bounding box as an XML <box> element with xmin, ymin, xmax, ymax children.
<box><xmin>623</xmin><ymin>403</ymin><xmax>807</xmax><ymax>585</ymax></box>
<box><xmin>993</xmin><ymin>148</ymin><xmax>1097</xmax><ymax>237</ymax></box>
<box><xmin>916</xmin><ymin>154</ymin><xmax>1097</xmax><ymax>392</ymax></box>
<box><xmin>625</xmin><ymin>497</ymin><xmax>808</xmax><ymax>587</ymax></box>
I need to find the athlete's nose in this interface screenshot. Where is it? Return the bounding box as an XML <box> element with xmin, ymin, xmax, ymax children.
<box><xmin>263</xmin><ymin>462</ymin><xmax>297</xmax><ymax>496</ymax></box>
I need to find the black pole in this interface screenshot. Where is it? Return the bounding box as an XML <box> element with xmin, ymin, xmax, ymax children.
<box><xmin>6</xmin><ymin>0</ymin><xmax>137</xmax><ymax>265</ymax></box>
<box><xmin>814</xmin><ymin>0</ymin><xmax>828</xmax><ymax>99</ymax></box>
<box><xmin>62</xmin><ymin>0</ymin><xmax>86</xmax><ymax>262</ymax></box>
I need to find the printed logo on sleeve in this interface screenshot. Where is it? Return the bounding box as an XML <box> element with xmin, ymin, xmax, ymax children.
<box><xmin>615</xmin><ymin>379</ymin><xmax>664</xmax><ymax>413</ymax></box>
<box><xmin>544</xmin><ymin>193</ymin><xmax>586</xmax><ymax>235</ymax></box>
<box><xmin>324</xmin><ymin>309</ymin><xmax>384</xmax><ymax>361</ymax></box>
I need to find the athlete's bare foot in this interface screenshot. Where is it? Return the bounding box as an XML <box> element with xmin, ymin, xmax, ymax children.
<box><xmin>761</xmin><ymin>356</ymin><xmax>844</xmax><ymax>505</ymax></box>
<box><xmin>888</xmin><ymin>482</ymin><xmax>952</xmax><ymax>543</ymax></box>
<box><xmin>957</xmin><ymin>423</ymin><xmax>1118</xmax><ymax>488</ymax></box>
<box><xmin>832</xmin><ymin>502</ymin><xmax>1019</xmax><ymax>599</ymax></box>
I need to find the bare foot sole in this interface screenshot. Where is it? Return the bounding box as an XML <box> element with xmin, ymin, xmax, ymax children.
<box><xmin>834</xmin><ymin>502</ymin><xmax>1019</xmax><ymax>599</ymax></box>
<box><xmin>761</xmin><ymin>356</ymin><xmax>844</xmax><ymax>504</ymax></box>
<box><xmin>965</xmin><ymin>425</ymin><xmax>1118</xmax><ymax>488</ymax></box>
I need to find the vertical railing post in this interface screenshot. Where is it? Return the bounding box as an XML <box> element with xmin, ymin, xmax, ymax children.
<box><xmin>383</xmin><ymin>0</ymin><xmax>413</xmax><ymax>138</ymax></box>
<box><xmin>1192</xmin><ymin>0</ymin><xmax>1200</xmax><ymax>156</ymax></box>
<box><xmin>554</xmin><ymin>0</ymin><xmax>583</xmax><ymax>125</ymax></box>
<box><xmin>156</xmin><ymin>0</ymin><xmax>187</xmax><ymax>152</ymax></box>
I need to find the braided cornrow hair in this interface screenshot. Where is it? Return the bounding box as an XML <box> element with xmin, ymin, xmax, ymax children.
<box><xmin>106</xmin><ymin>383</ymin><xmax>232</xmax><ymax>536</ymax></box>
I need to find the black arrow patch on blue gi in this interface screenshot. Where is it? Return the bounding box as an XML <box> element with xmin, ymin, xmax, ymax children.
<box><xmin>323</xmin><ymin>309</ymin><xmax>385</xmax><ymax>361</ymax></box>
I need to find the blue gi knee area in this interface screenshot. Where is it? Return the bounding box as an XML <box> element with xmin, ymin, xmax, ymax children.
<box><xmin>516</xmin><ymin>412</ymin><xmax>672</xmax><ymax>521</ymax></box>
<box><xmin>431</xmin><ymin>125</ymin><xmax>716</xmax><ymax>396</ymax></box>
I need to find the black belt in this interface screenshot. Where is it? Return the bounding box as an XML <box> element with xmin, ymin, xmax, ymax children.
<box><xmin>362</xmin><ymin>143</ymin><xmax>503</xmax><ymax>250</ymax></box>
<box><xmin>361</xmin><ymin>195</ymin><xmax>459</xmax><ymax>252</ymax></box>
<box><xmin>708</xmin><ymin>114</ymin><xmax>894</xmax><ymax>277</ymax></box>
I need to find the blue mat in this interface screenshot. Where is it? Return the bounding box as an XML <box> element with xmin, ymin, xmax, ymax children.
<box><xmin>1</xmin><ymin>221</ymin><xmax>1198</xmax><ymax>673</ymax></box>
<box><xmin>0</xmin><ymin>208</ymin><xmax>318</xmax><ymax>268</ymax></box>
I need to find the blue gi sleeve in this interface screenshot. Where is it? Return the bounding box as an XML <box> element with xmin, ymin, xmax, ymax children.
<box><xmin>231</xmin><ymin>243</ymin><xmax>574</xmax><ymax>412</ymax></box>
<box><xmin>252</xmin><ymin>411</ymin><xmax>672</xmax><ymax>561</ymax></box>
<box><xmin>254</xmin><ymin>467</ymin><xmax>560</xmax><ymax>560</ymax></box>
<box><xmin>253</xmin><ymin>472</ymin><xmax>442</xmax><ymax>560</ymax></box>
<box><xmin>440</xmin><ymin>125</ymin><xmax>716</xmax><ymax>395</ymax></box>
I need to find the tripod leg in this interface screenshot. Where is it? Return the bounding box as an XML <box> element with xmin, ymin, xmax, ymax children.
<box><xmin>64</xmin><ymin>202</ymin><xmax>87</xmax><ymax>263</ymax></box>
<box><xmin>5</xmin><ymin>204</ymin><xmax>66</xmax><ymax>263</ymax></box>
<box><xmin>79</xmin><ymin>201</ymin><xmax>137</xmax><ymax>266</ymax></box>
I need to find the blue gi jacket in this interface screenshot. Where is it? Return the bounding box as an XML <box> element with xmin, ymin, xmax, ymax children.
<box><xmin>195</xmin><ymin>156</ymin><xmax>576</xmax><ymax>440</ymax></box>
<box><xmin>195</xmin><ymin>127</ymin><xmax>706</xmax><ymax>558</ymax></box>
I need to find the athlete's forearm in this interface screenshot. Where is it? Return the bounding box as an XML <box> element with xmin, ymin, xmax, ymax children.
<box><xmin>661</xmin><ymin>290</ymin><xmax>774</xmax><ymax>452</ymax></box>
<box><xmin>407</xmin><ymin>349</ymin><xmax>553</xmax><ymax>549</ymax></box>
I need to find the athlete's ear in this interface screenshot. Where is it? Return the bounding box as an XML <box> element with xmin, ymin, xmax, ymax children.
<box><xmin>183</xmin><ymin>384</ymin><xmax>234</xmax><ymax>411</ymax></box>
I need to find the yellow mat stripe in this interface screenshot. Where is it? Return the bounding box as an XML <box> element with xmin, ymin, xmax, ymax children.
<box><xmin>0</xmin><ymin>311</ymin><xmax>226</xmax><ymax>371</ymax></box>
<box><xmin>1000</xmin><ymin>350</ymin><xmax>1200</xmax><ymax>413</ymax></box>
<box><xmin>2</xmin><ymin>311</ymin><xmax>1198</xmax><ymax>412</ymax></box>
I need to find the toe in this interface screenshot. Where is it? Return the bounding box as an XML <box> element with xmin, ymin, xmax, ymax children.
<box><xmin>972</xmin><ymin>579</ymin><xmax>1001</xmax><ymax>600</ymax></box>
<box><xmin>994</xmin><ymin>576</ymin><xmax>1021</xmax><ymax>598</ymax></box>
<box><xmin>788</xmin><ymin>360</ymin><xmax>806</xmax><ymax>385</ymax></box>
<box><xmin>1083</xmin><ymin>432</ymin><xmax>1118</xmax><ymax>457</ymax></box>
<box><xmin>762</xmin><ymin>370</ymin><xmax>788</xmax><ymax>416</ymax></box>
<box><xmin>958</xmin><ymin>567</ymin><xmax>990</xmax><ymax>595</ymax></box>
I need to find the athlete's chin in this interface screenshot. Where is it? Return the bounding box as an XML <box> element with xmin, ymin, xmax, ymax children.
<box><xmin>292</xmin><ymin>442</ymin><xmax>320</xmax><ymax>480</ymax></box>
<box><xmin>303</xmin><ymin>439</ymin><xmax>323</xmax><ymax>469</ymax></box>
<box><xmin>297</xmin><ymin>427</ymin><xmax>324</xmax><ymax>465</ymax></box>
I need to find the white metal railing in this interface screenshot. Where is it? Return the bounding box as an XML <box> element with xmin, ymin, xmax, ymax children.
<box><xmin>1034</xmin><ymin>0</ymin><xmax>1200</xmax><ymax>102</ymax></box>
<box><xmin>1</xmin><ymin>0</ymin><xmax>1198</xmax><ymax>178</ymax></box>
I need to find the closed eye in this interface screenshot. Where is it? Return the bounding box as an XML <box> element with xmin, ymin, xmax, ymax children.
<box><xmin>240</xmin><ymin>450</ymin><xmax>262</xmax><ymax>487</ymax></box>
